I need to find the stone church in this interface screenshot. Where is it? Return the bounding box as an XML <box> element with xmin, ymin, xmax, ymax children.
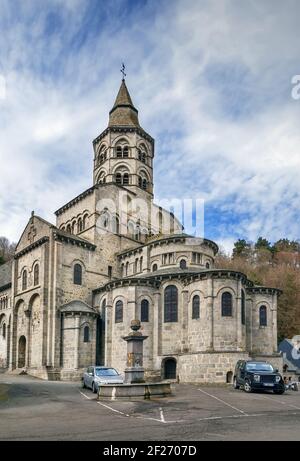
<box><xmin>0</xmin><ymin>78</ymin><xmax>283</xmax><ymax>382</ymax></box>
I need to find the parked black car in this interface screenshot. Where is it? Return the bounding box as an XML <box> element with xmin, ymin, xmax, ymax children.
<box><xmin>233</xmin><ymin>360</ymin><xmax>285</xmax><ymax>394</ymax></box>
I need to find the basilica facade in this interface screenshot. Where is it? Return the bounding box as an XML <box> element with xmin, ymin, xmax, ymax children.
<box><xmin>0</xmin><ymin>79</ymin><xmax>283</xmax><ymax>382</ymax></box>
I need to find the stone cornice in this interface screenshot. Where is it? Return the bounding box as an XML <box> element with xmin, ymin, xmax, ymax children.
<box><xmin>55</xmin><ymin>186</ymin><xmax>96</xmax><ymax>216</ymax></box>
<box><xmin>14</xmin><ymin>236</ymin><xmax>50</xmax><ymax>259</ymax></box>
<box><xmin>92</xmin><ymin>126</ymin><xmax>154</xmax><ymax>147</ymax></box>
<box><xmin>246</xmin><ymin>286</ymin><xmax>283</xmax><ymax>296</ymax></box>
<box><xmin>117</xmin><ymin>235</ymin><xmax>219</xmax><ymax>259</ymax></box>
<box><xmin>93</xmin><ymin>277</ymin><xmax>160</xmax><ymax>294</ymax></box>
<box><xmin>53</xmin><ymin>232</ymin><xmax>96</xmax><ymax>251</ymax></box>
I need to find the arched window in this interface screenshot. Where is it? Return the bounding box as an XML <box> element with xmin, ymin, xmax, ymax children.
<box><xmin>141</xmin><ymin>299</ymin><xmax>149</xmax><ymax>322</ymax></box>
<box><xmin>83</xmin><ymin>214</ymin><xmax>88</xmax><ymax>230</ymax></box>
<box><xmin>142</xmin><ymin>178</ymin><xmax>147</xmax><ymax>190</ymax></box>
<box><xmin>206</xmin><ymin>262</ymin><xmax>210</xmax><ymax>269</ymax></box>
<box><xmin>135</xmin><ymin>258</ymin><xmax>139</xmax><ymax>273</ymax></box>
<box><xmin>140</xmin><ymin>257</ymin><xmax>143</xmax><ymax>272</ymax></box>
<box><xmin>78</xmin><ymin>218</ymin><xmax>83</xmax><ymax>233</ymax></box>
<box><xmin>241</xmin><ymin>290</ymin><xmax>246</xmax><ymax>325</ymax></box>
<box><xmin>34</xmin><ymin>264</ymin><xmax>39</xmax><ymax>286</ymax></box>
<box><xmin>259</xmin><ymin>305</ymin><xmax>267</xmax><ymax>327</ymax></box>
<box><xmin>66</xmin><ymin>224</ymin><xmax>71</xmax><ymax>234</ymax></box>
<box><xmin>164</xmin><ymin>285</ymin><xmax>178</xmax><ymax>322</ymax></box>
<box><xmin>179</xmin><ymin>259</ymin><xmax>187</xmax><ymax>270</ymax></box>
<box><xmin>125</xmin><ymin>261</ymin><xmax>129</xmax><ymax>276</ymax></box>
<box><xmin>71</xmin><ymin>221</ymin><xmax>76</xmax><ymax>234</ymax></box>
<box><xmin>22</xmin><ymin>270</ymin><xmax>27</xmax><ymax>291</ymax></box>
<box><xmin>192</xmin><ymin>295</ymin><xmax>200</xmax><ymax>319</ymax></box>
<box><xmin>83</xmin><ymin>325</ymin><xmax>90</xmax><ymax>343</ymax></box>
<box><xmin>2</xmin><ymin>323</ymin><xmax>6</xmax><ymax>339</ymax></box>
<box><xmin>222</xmin><ymin>292</ymin><xmax>233</xmax><ymax>317</ymax></box>
<box><xmin>116</xmin><ymin>146</ymin><xmax>122</xmax><ymax>158</ymax></box>
<box><xmin>74</xmin><ymin>264</ymin><xmax>82</xmax><ymax>285</ymax></box>
<box><xmin>115</xmin><ymin>300</ymin><xmax>123</xmax><ymax>323</ymax></box>
<box><xmin>116</xmin><ymin>173</ymin><xmax>122</xmax><ymax>185</ymax></box>
<box><xmin>152</xmin><ymin>264</ymin><xmax>158</xmax><ymax>272</ymax></box>
<box><xmin>123</xmin><ymin>146</ymin><xmax>129</xmax><ymax>158</ymax></box>
<box><xmin>138</xmin><ymin>176</ymin><xmax>142</xmax><ymax>188</ymax></box>
<box><xmin>123</xmin><ymin>173</ymin><xmax>129</xmax><ymax>185</ymax></box>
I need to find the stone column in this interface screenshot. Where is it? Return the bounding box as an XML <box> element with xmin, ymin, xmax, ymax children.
<box><xmin>181</xmin><ymin>290</ymin><xmax>189</xmax><ymax>352</ymax></box>
<box><xmin>152</xmin><ymin>292</ymin><xmax>161</xmax><ymax>372</ymax></box>
<box><xmin>74</xmin><ymin>314</ymin><xmax>80</xmax><ymax>370</ymax></box>
<box><xmin>206</xmin><ymin>276</ymin><xmax>214</xmax><ymax>351</ymax></box>
<box><xmin>236</xmin><ymin>279</ymin><xmax>242</xmax><ymax>350</ymax></box>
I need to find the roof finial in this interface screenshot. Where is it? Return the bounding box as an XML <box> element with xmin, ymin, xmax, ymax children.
<box><xmin>120</xmin><ymin>63</ymin><xmax>126</xmax><ymax>81</ymax></box>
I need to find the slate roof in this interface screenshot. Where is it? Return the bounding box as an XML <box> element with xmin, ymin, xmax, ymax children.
<box><xmin>60</xmin><ymin>300</ymin><xmax>98</xmax><ymax>314</ymax></box>
<box><xmin>108</xmin><ymin>79</ymin><xmax>140</xmax><ymax>128</ymax></box>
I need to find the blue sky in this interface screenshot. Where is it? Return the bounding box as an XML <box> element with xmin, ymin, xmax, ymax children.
<box><xmin>0</xmin><ymin>0</ymin><xmax>300</xmax><ymax>253</ymax></box>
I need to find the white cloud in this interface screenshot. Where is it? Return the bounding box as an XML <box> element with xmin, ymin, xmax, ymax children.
<box><xmin>0</xmin><ymin>0</ymin><xmax>300</xmax><ymax>249</ymax></box>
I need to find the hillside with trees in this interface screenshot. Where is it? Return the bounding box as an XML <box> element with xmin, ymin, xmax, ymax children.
<box><xmin>215</xmin><ymin>237</ymin><xmax>300</xmax><ymax>342</ymax></box>
<box><xmin>0</xmin><ymin>237</ymin><xmax>16</xmax><ymax>265</ymax></box>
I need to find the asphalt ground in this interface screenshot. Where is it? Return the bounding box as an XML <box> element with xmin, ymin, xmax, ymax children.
<box><xmin>0</xmin><ymin>372</ymin><xmax>300</xmax><ymax>441</ymax></box>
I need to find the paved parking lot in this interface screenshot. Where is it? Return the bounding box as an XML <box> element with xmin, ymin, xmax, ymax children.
<box><xmin>0</xmin><ymin>373</ymin><xmax>300</xmax><ymax>440</ymax></box>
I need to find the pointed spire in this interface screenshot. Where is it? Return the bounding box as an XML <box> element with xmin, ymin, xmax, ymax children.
<box><xmin>109</xmin><ymin>79</ymin><xmax>140</xmax><ymax>128</ymax></box>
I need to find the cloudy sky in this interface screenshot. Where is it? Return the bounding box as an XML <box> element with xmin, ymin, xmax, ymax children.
<box><xmin>0</xmin><ymin>0</ymin><xmax>300</xmax><ymax>253</ymax></box>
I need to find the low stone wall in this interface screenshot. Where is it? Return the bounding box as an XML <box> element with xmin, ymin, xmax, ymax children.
<box><xmin>98</xmin><ymin>382</ymin><xmax>172</xmax><ymax>400</ymax></box>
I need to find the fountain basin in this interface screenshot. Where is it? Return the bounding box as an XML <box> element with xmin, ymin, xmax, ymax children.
<box><xmin>97</xmin><ymin>382</ymin><xmax>172</xmax><ymax>400</ymax></box>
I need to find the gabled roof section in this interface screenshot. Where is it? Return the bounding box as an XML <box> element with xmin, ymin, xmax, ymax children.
<box><xmin>15</xmin><ymin>213</ymin><xmax>54</xmax><ymax>254</ymax></box>
<box><xmin>108</xmin><ymin>80</ymin><xmax>140</xmax><ymax>128</ymax></box>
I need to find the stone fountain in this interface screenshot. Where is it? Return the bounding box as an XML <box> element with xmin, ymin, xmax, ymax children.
<box><xmin>98</xmin><ymin>320</ymin><xmax>172</xmax><ymax>400</ymax></box>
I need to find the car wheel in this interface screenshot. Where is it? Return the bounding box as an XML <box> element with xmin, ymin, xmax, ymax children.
<box><xmin>92</xmin><ymin>382</ymin><xmax>97</xmax><ymax>394</ymax></box>
<box><xmin>244</xmin><ymin>380</ymin><xmax>252</xmax><ymax>393</ymax></box>
<box><xmin>233</xmin><ymin>377</ymin><xmax>240</xmax><ymax>389</ymax></box>
<box><xmin>274</xmin><ymin>389</ymin><xmax>285</xmax><ymax>395</ymax></box>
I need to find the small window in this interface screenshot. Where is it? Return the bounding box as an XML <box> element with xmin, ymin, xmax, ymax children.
<box><xmin>123</xmin><ymin>173</ymin><xmax>129</xmax><ymax>185</ymax></box>
<box><xmin>116</xmin><ymin>173</ymin><xmax>122</xmax><ymax>185</ymax></box>
<box><xmin>115</xmin><ymin>300</ymin><xmax>123</xmax><ymax>323</ymax></box>
<box><xmin>116</xmin><ymin>146</ymin><xmax>122</xmax><ymax>158</ymax></box>
<box><xmin>259</xmin><ymin>305</ymin><xmax>267</xmax><ymax>327</ymax></box>
<box><xmin>142</xmin><ymin>178</ymin><xmax>147</xmax><ymax>190</ymax></box>
<box><xmin>74</xmin><ymin>264</ymin><xmax>82</xmax><ymax>285</ymax></box>
<box><xmin>108</xmin><ymin>266</ymin><xmax>112</xmax><ymax>279</ymax></box>
<box><xmin>22</xmin><ymin>270</ymin><xmax>27</xmax><ymax>291</ymax></box>
<box><xmin>222</xmin><ymin>292</ymin><xmax>233</xmax><ymax>317</ymax></box>
<box><xmin>83</xmin><ymin>326</ymin><xmax>90</xmax><ymax>343</ymax></box>
<box><xmin>206</xmin><ymin>262</ymin><xmax>210</xmax><ymax>269</ymax></box>
<box><xmin>2</xmin><ymin>323</ymin><xmax>6</xmax><ymax>339</ymax></box>
<box><xmin>192</xmin><ymin>295</ymin><xmax>200</xmax><ymax>319</ymax></box>
<box><xmin>34</xmin><ymin>264</ymin><xmax>39</xmax><ymax>286</ymax></box>
<box><xmin>179</xmin><ymin>259</ymin><xmax>187</xmax><ymax>270</ymax></box>
<box><xmin>123</xmin><ymin>146</ymin><xmax>129</xmax><ymax>158</ymax></box>
<box><xmin>152</xmin><ymin>264</ymin><xmax>158</xmax><ymax>272</ymax></box>
<box><xmin>141</xmin><ymin>299</ymin><xmax>149</xmax><ymax>322</ymax></box>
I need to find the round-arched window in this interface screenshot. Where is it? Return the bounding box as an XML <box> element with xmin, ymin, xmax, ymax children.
<box><xmin>222</xmin><ymin>292</ymin><xmax>233</xmax><ymax>317</ymax></box>
<box><xmin>164</xmin><ymin>285</ymin><xmax>178</xmax><ymax>323</ymax></box>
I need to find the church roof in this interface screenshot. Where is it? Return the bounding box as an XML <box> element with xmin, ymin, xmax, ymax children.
<box><xmin>60</xmin><ymin>300</ymin><xmax>98</xmax><ymax>315</ymax></box>
<box><xmin>0</xmin><ymin>260</ymin><xmax>12</xmax><ymax>290</ymax></box>
<box><xmin>108</xmin><ymin>79</ymin><xmax>140</xmax><ymax>128</ymax></box>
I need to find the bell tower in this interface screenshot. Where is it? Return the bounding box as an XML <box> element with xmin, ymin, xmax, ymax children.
<box><xmin>93</xmin><ymin>75</ymin><xmax>154</xmax><ymax>201</ymax></box>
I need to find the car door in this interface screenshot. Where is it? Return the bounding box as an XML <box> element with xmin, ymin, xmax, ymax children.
<box><xmin>86</xmin><ymin>367</ymin><xmax>94</xmax><ymax>389</ymax></box>
<box><xmin>239</xmin><ymin>362</ymin><xmax>246</xmax><ymax>385</ymax></box>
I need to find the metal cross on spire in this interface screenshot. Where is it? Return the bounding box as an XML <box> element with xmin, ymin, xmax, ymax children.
<box><xmin>120</xmin><ymin>63</ymin><xmax>126</xmax><ymax>80</ymax></box>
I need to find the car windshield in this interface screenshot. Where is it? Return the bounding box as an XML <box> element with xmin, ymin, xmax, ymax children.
<box><xmin>95</xmin><ymin>368</ymin><xmax>119</xmax><ymax>377</ymax></box>
<box><xmin>245</xmin><ymin>362</ymin><xmax>274</xmax><ymax>372</ymax></box>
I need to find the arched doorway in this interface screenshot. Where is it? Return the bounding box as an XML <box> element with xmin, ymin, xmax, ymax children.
<box><xmin>163</xmin><ymin>358</ymin><xmax>177</xmax><ymax>380</ymax></box>
<box><xmin>226</xmin><ymin>371</ymin><xmax>233</xmax><ymax>383</ymax></box>
<box><xmin>18</xmin><ymin>336</ymin><xmax>26</xmax><ymax>368</ymax></box>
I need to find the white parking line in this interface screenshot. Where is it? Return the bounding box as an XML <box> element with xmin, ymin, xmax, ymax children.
<box><xmin>97</xmin><ymin>401</ymin><xmax>130</xmax><ymax>417</ymax></box>
<box><xmin>198</xmin><ymin>388</ymin><xmax>248</xmax><ymax>415</ymax></box>
<box><xmin>254</xmin><ymin>393</ymin><xmax>300</xmax><ymax>410</ymax></box>
<box><xmin>79</xmin><ymin>391</ymin><xmax>92</xmax><ymax>400</ymax></box>
<box><xmin>159</xmin><ymin>407</ymin><xmax>165</xmax><ymax>423</ymax></box>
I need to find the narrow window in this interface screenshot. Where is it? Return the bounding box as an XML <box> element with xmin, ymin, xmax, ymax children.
<box><xmin>115</xmin><ymin>300</ymin><xmax>123</xmax><ymax>323</ymax></box>
<box><xmin>222</xmin><ymin>292</ymin><xmax>233</xmax><ymax>317</ymax></box>
<box><xmin>164</xmin><ymin>285</ymin><xmax>178</xmax><ymax>322</ymax></box>
<box><xmin>74</xmin><ymin>264</ymin><xmax>82</xmax><ymax>285</ymax></box>
<box><xmin>34</xmin><ymin>264</ymin><xmax>39</xmax><ymax>286</ymax></box>
<box><xmin>123</xmin><ymin>173</ymin><xmax>129</xmax><ymax>185</ymax></box>
<box><xmin>116</xmin><ymin>146</ymin><xmax>122</xmax><ymax>158</ymax></box>
<box><xmin>141</xmin><ymin>299</ymin><xmax>149</xmax><ymax>322</ymax></box>
<box><xmin>192</xmin><ymin>295</ymin><xmax>200</xmax><ymax>319</ymax></box>
<box><xmin>259</xmin><ymin>305</ymin><xmax>267</xmax><ymax>327</ymax></box>
<box><xmin>152</xmin><ymin>264</ymin><xmax>158</xmax><ymax>272</ymax></box>
<box><xmin>108</xmin><ymin>266</ymin><xmax>112</xmax><ymax>279</ymax></box>
<box><xmin>123</xmin><ymin>146</ymin><xmax>129</xmax><ymax>158</ymax></box>
<box><xmin>83</xmin><ymin>326</ymin><xmax>90</xmax><ymax>343</ymax></box>
<box><xmin>22</xmin><ymin>270</ymin><xmax>27</xmax><ymax>291</ymax></box>
<box><xmin>116</xmin><ymin>173</ymin><xmax>122</xmax><ymax>185</ymax></box>
<box><xmin>241</xmin><ymin>290</ymin><xmax>246</xmax><ymax>325</ymax></box>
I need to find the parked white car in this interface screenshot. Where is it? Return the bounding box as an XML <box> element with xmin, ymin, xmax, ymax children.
<box><xmin>82</xmin><ymin>366</ymin><xmax>124</xmax><ymax>393</ymax></box>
